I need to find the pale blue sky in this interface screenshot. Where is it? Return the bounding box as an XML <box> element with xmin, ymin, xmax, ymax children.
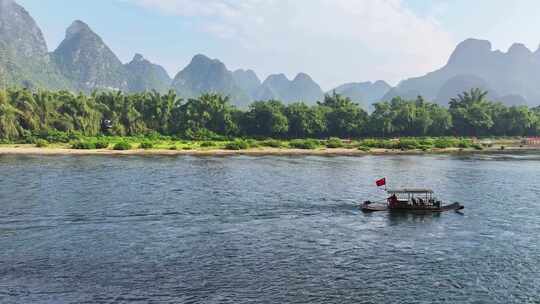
<box><xmin>18</xmin><ymin>0</ymin><xmax>540</xmax><ymax>89</ymax></box>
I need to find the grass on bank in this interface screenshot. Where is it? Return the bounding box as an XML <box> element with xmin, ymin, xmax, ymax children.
<box><xmin>6</xmin><ymin>131</ymin><xmax>522</xmax><ymax>152</ymax></box>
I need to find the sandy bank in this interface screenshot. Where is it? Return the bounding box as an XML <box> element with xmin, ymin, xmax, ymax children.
<box><xmin>0</xmin><ymin>145</ymin><xmax>537</xmax><ymax>157</ymax></box>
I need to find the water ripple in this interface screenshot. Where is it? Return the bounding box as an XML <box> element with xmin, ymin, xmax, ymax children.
<box><xmin>0</xmin><ymin>154</ymin><xmax>540</xmax><ymax>303</ymax></box>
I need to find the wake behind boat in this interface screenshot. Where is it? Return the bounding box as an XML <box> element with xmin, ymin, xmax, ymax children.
<box><xmin>361</xmin><ymin>179</ymin><xmax>464</xmax><ymax>213</ymax></box>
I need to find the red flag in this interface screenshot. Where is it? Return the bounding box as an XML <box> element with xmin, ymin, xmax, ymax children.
<box><xmin>376</xmin><ymin>178</ymin><xmax>386</xmax><ymax>187</ymax></box>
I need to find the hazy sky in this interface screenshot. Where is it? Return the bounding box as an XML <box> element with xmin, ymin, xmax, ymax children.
<box><xmin>18</xmin><ymin>0</ymin><xmax>540</xmax><ymax>89</ymax></box>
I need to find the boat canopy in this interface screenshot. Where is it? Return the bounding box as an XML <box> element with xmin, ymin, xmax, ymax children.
<box><xmin>387</xmin><ymin>188</ymin><xmax>434</xmax><ymax>194</ymax></box>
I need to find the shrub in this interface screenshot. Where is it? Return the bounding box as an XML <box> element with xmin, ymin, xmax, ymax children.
<box><xmin>290</xmin><ymin>139</ymin><xmax>320</xmax><ymax>150</ymax></box>
<box><xmin>22</xmin><ymin>130</ymin><xmax>37</xmax><ymax>144</ymax></box>
<box><xmin>144</xmin><ymin>131</ymin><xmax>165</xmax><ymax>141</ymax></box>
<box><xmin>35</xmin><ymin>139</ymin><xmax>49</xmax><ymax>148</ymax></box>
<box><xmin>418</xmin><ymin>145</ymin><xmax>432</xmax><ymax>151</ymax></box>
<box><xmin>382</xmin><ymin>140</ymin><xmax>399</xmax><ymax>150</ymax></box>
<box><xmin>418</xmin><ymin>138</ymin><xmax>435</xmax><ymax>147</ymax></box>
<box><xmin>472</xmin><ymin>144</ymin><xmax>483</xmax><ymax>150</ymax></box>
<box><xmin>260</xmin><ymin>139</ymin><xmax>282</xmax><ymax>148</ymax></box>
<box><xmin>358</xmin><ymin>146</ymin><xmax>371</xmax><ymax>152</ymax></box>
<box><xmin>139</xmin><ymin>142</ymin><xmax>154</xmax><ymax>149</ymax></box>
<box><xmin>200</xmin><ymin>141</ymin><xmax>215</xmax><ymax>148</ymax></box>
<box><xmin>397</xmin><ymin>138</ymin><xmax>420</xmax><ymax>150</ymax></box>
<box><xmin>434</xmin><ymin>138</ymin><xmax>455</xmax><ymax>149</ymax></box>
<box><xmin>94</xmin><ymin>141</ymin><xmax>109</xmax><ymax>149</ymax></box>
<box><xmin>37</xmin><ymin>130</ymin><xmax>72</xmax><ymax>143</ymax></box>
<box><xmin>225</xmin><ymin>140</ymin><xmax>250</xmax><ymax>150</ymax></box>
<box><xmin>359</xmin><ymin>139</ymin><xmax>380</xmax><ymax>148</ymax></box>
<box><xmin>326</xmin><ymin>137</ymin><xmax>344</xmax><ymax>148</ymax></box>
<box><xmin>360</xmin><ymin>139</ymin><xmax>399</xmax><ymax>149</ymax></box>
<box><xmin>71</xmin><ymin>141</ymin><xmax>96</xmax><ymax>150</ymax></box>
<box><xmin>184</xmin><ymin>128</ymin><xmax>226</xmax><ymax>141</ymax></box>
<box><xmin>113</xmin><ymin>142</ymin><xmax>132</xmax><ymax>151</ymax></box>
<box><xmin>246</xmin><ymin>139</ymin><xmax>259</xmax><ymax>148</ymax></box>
<box><xmin>457</xmin><ymin>140</ymin><xmax>471</xmax><ymax>149</ymax></box>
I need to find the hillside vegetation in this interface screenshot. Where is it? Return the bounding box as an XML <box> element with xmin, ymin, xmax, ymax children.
<box><xmin>1</xmin><ymin>88</ymin><xmax>539</xmax><ymax>146</ymax></box>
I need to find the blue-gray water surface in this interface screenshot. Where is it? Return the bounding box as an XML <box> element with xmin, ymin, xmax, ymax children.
<box><xmin>1</xmin><ymin>153</ymin><xmax>539</xmax><ymax>303</ymax></box>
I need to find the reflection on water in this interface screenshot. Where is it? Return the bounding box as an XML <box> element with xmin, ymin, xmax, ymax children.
<box><xmin>386</xmin><ymin>210</ymin><xmax>442</xmax><ymax>225</ymax></box>
<box><xmin>1</xmin><ymin>153</ymin><xmax>540</xmax><ymax>303</ymax></box>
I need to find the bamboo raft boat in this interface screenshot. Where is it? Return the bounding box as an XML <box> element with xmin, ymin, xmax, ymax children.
<box><xmin>361</xmin><ymin>188</ymin><xmax>464</xmax><ymax>213</ymax></box>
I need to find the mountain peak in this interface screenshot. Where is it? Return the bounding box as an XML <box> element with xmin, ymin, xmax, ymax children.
<box><xmin>233</xmin><ymin>69</ymin><xmax>258</xmax><ymax>77</ymax></box>
<box><xmin>448</xmin><ymin>38</ymin><xmax>492</xmax><ymax>65</ymax></box>
<box><xmin>125</xmin><ymin>54</ymin><xmax>171</xmax><ymax>93</ymax></box>
<box><xmin>257</xmin><ymin>73</ymin><xmax>323</xmax><ymax>104</ymax></box>
<box><xmin>507</xmin><ymin>43</ymin><xmax>532</xmax><ymax>57</ymax></box>
<box><xmin>266</xmin><ymin>73</ymin><xmax>289</xmax><ymax>82</ymax></box>
<box><xmin>132</xmin><ymin>53</ymin><xmax>145</xmax><ymax>62</ymax></box>
<box><xmin>192</xmin><ymin>53</ymin><xmax>209</xmax><ymax>60</ymax></box>
<box><xmin>456</xmin><ymin>38</ymin><xmax>492</xmax><ymax>50</ymax></box>
<box><xmin>0</xmin><ymin>0</ymin><xmax>71</xmax><ymax>89</ymax></box>
<box><xmin>373</xmin><ymin>80</ymin><xmax>391</xmax><ymax>88</ymax></box>
<box><xmin>191</xmin><ymin>54</ymin><xmax>215</xmax><ymax>64</ymax></box>
<box><xmin>66</xmin><ymin>20</ymin><xmax>93</xmax><ymax>39</ymax></box>
<box><xmin>53</xmin><ymin>19</ymin><xmax>127</xmax><ymax>92</ymax></box>
<box><xmin>331</xmin><ymin>80</ymin><xmax>391</xmax><ymax>108</ymax></box>
<box><xmin>293</xmin><ymin>72</ymin><xmax>313</xmax><ymax>82</ymax></box>
<box><xmin>172</xmin><ymin>54</ymin><xmax>250</xmax><ymax>106</ymax></box>
<box><xmin>232</xmin><ymin>69</ymin><xmax>261</xmax><ymax>98</ymax></box>
<box><xmin>0</xmin><ymin>0</ymin><xmax>48</xmax><ymax>57</ymax></box>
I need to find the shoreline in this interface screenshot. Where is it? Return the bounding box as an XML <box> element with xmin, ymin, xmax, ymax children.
<box><xmin>0</xmin><ymin>145</ymin><xmax>538</xmax><ymax>156</ymax></box>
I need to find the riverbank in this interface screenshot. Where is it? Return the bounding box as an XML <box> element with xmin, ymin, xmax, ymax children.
<box><xmin>0</xmin><ymin>144</ymin><xmax>537</xmax><ymax>156</ymax></box>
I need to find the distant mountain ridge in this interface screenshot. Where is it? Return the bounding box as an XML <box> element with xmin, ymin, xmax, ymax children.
<box><xmin>0</xmin><ymin>0</ymin><xmax>391</xmax><ymax>107</ymax></box>
<box><xmin>384</xmin><ymin>39</ymin><xmax>540</xmax><ymax>106</ymax></box>
<box><xmin>53</xmin><ymin>20</ymin><xmax>129</xmax><ymax>92</ymax></box>
<box><xmin>254</xmin><ymin>73</ymin><xmax>325</xmax><ymax>104</ymax></box>
<box><xmin>232</xmin><ymin>69</ymin><xmax>261</xmax><ymax>98</ymax></box>
<box><xmin>0</xmin><ymin>0</ymin><xmax>69</xmax><ymax>89</ymax></box>
<box><xmin>2</xmin><ymin>0</ymin><xmax>538</xmax><ymax>107</ymax></box>
<box><xmin>125</xmin><ymin>54</ymin><xmax>171</xmax><ymax>93</ymax></box>
<box><xmin>171</xmin><ymin>54</ymin><xmax>251</xmax><ymax>107</ymax></box>
<box><xmin>330</xmin><ymin>81</ymin><xmax>391</xmax><ymax>110</ymax></box>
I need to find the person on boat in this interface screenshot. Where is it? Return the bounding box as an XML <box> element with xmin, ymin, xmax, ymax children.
<box><xmin>388</xmin><ymin>194</ymin><xmax>399</xmax><ymax>207</ymax></box>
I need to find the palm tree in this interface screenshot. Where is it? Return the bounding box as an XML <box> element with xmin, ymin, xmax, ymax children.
<box><xmin>449</xmin><ymin>88</ymin><xmax>493</xmax><ymax>136</ymax></box>
<box><xmin>449</xmin><ymin>88</ymin><xmax>489</xmax><ymax>108</ymax></box>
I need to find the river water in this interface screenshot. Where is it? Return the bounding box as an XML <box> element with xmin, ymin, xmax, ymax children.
<box><xmin>0</xmin><ymin>153</ymin><xmax>539</xmax><ymax>303</ymax></box>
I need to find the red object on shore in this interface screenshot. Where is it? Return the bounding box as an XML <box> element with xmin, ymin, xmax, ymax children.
<box><xmin>376</xmin><ymin>178</ymin><xmax>386</xmax><ymax>187</ymax></box>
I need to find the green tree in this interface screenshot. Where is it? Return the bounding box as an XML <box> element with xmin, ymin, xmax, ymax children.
<box><xmin>0</xmin><ymin>89</ymin><xmax>22</xmax><ymax>140</ymax></box>
<box><xmin>285</xmin><ymin>102</ymin><xmax>326</xmax><ymax>138</ymax></box>
<box><xmin>369</xmin><ymin>101</ymin><xmax>395</xmax><ymax>137</ymax></box>
<box><xmin>449</xmin><ymin>89</ymin><xmax>494</xmax><ymax>136</ymax></box>
<box><xmin>318</xmin><ymin>92</ymin><xmax>368</xmax><ymax>137</ymax></box>
<box><xmin>428</xmin><ymin>104</ymin><xmax>452</xmax><ymax>136</ymax></box>
<box><xmin>177</xmin><ymin>93</ymin><xmax>238</xmax><ymax>138</ymax></box>
<box><xmin>492</xmin><ymin>105</ymin><xmax>534</xmax><ymax>136</ymax></box>
<box><xmin>241</xmin><ymin>100</ymin><xmax>289</xmax><ymax>138</ymax></box>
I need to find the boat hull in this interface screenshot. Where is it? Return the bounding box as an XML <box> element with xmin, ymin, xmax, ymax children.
<box><xmin>361</xmin><ymin>202</ymin><xmax>463</xmax><ymax>213</ymax></box>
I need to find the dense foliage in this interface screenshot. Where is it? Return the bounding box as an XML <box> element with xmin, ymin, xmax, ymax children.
<box><xmin>1</xmin><ymin>87</ymin><xmax>540</xmax><ymax>142</ymax></box>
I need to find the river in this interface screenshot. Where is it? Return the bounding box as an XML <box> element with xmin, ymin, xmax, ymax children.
<box><xmin>1</xmin><ymin>153</ymin><xmax>539</xmax><ymax>303</ymax></box>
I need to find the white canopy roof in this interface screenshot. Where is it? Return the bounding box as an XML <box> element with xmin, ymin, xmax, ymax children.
<box><xmin>387</xmin><ymin>188</ymin><xmax>434</xmax><ymax>194</ymax></box>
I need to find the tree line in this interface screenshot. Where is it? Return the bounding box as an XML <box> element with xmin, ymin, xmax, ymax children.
<box><xmin>1</xmin><ymin>87</ymin><xmax>539</xmax><ymax>141</ymax></box>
